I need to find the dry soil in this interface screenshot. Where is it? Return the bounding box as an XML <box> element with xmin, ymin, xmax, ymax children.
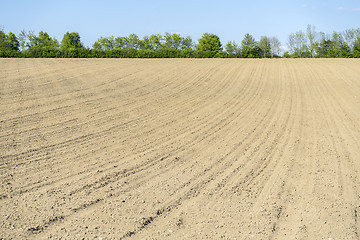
<box><xmin>0</xmin><ymin>58</ymin><xmax>360</xmax><ymax>239</ymax></box>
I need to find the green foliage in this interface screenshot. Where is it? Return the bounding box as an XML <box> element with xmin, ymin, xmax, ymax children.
<box><xmin>0</xmin><ymin>31</ymin><xmax>20</xmax><ymax>51</ymax></box>
<box><xmin>18</xmin><ymin>30</ymin><xmax>28</xmax><ymax>51</ymax></box>
<box><xmin>215</xmin><ymin>51</ymin><xmax>228</xmax><ymax>58</ymax></box>
<box><xmin>61</xmin><ymin>32</ymin><xmax>83</xmax><ymax>50</ymax></box>
<box><xmin>92</xmin><ymin>33</ymin><xmax>192</xmax><ymax>54</ymax></box>
<box><xmin>283</xmin><ymin>51</ymin><xmax>291</xmax><ymax>58</ymax></box>
<box><xmin>164</xmin><ymin>32</ymin><xmax>181</xmax><ymax>50</ymax></box>
<box><xmin>241</xmin><ymin>34</ymin><xmax>261</xmax><ymax>58</ymax></box>
<box><xmin>313</xmin><ymin>32</ymin><xmax>350</xmax><ymax>58</ymax></box>
<box><xmin>140</xmin><ymin>34</ymin><xmax>163</xmax><ymax>50</ymax></box>
<box><xmin>225</xmin><ymin>41</ymin><xmax>240</xmax><ymax>57</ymax></box>
<box><xmin>37</xmin><ymin>31</ymin><xmax>59</xmax><ymax>48</ymax></box>
<box><xmin>0</xmin><ymin>30</ymin><xmax>7</xmax><ymax>49</ymax></box>
<box><xmin>114</xmin><ymin>36</ymin><xmax>128</xmax><ymax>49</ymax></box>
<box><xmin>141</xmin><ymin>35</ymin><xmax>153</xmax><ymax>50</ymax></box>
<box><xmin>288</xmin><ymin>30</ymin><xmax>308</xmax><ymax>57</ymax></box>
<box><xmin>6</xmin><ymin>32</ymin><xmax>19</xmax><ymax>51</ymax></box>
<box><xmin>93</xmin><ymin>36</ymin><xmax>115</xmax><ymax>50</ymax></box>
<box><xmin>127</xmin><ymin>34</ymin><xmax>141</xmax><ymax>50</ymax></box>
<box><xmin>259</xmin><ymin>36</ymin><xmax>271</xmax><ymax>58</ymax></box>
<box><xmin>352</xmin><ymin>37</ymin><xmax>360</xmax><ymax>58</ymax></box>
<box><xmin>193</xmin><ymin>50</ymin><xmax>214</xmax><ymax>58</ymax></box>
<box><xmin>1</xmin><ymin>26</ymin><xmax>359</xmax><ymax>58</ymax></box>
<box><xmin>148</xmin><ymin>34</ymin><xmax>163</xmax><ymax>50</ymax></box>
<box><xmin>181</xmin><ymin>36</ymin><xmax>193</xmax><ymax>50</ymax></box>
<box><xmin>197</xmin><ymin>33</ymin><xmax>222</xmax><ymax>57</ymax></box>
<box><xmin>0</xmin><ymin>30</ymin><xmax>21</xmax><ymax>56</ymax></box>
<box><xmin>307</xmin><ymin>25</ymin><xmax>317</xmax><ymax>57</ymax></box>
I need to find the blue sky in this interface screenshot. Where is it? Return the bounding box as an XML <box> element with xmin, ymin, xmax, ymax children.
<box><xmin>1</xmin><ymin>0</ymin><xmax>359</xmax><ymax>48</ymax></box>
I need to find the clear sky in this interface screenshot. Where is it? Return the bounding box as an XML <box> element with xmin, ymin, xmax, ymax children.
<box><xmin>1</xmin><ymin>0</ymin><xmax>359</xmax><ymax>48</ymax></box>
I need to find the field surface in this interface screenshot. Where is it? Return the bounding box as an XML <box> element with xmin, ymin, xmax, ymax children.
<box><xmin>1</xmin><ymin>58</ymin><xmax>360</xmax><ymax>239</ymax></box>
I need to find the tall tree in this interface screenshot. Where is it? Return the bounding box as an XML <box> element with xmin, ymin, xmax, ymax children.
<box><xmin>180</xmin><ymin>36</ymin><xmax>193</xmax><ymax>50</ymax></box>
<box><xmin>141</xmin><ymin>35</ymin><xmax>153</xmax><ymax>50</ymax></box>
<box><xmin>343</xmin><ymin>28</ymin><xmax>360</xmax><ymax>51</ymax></box>
<box><xmin>114</xmin><ymin>36</ymin><xmax>128</xmax><ymax>49</ymax></box>
<box><xmin>288</xmin><ymin>30</ymin><xmax>308</xmax><ymax>57</ymax></box>
<box><xmin>330</xmin><ymin>32</ymin><xmax>344</xmax><ymax>57</ymax></box>
<box><xmin>37</xmin><ymin>31</ymin><xmax>59</xmax><ymax>48</ymax></box>
<box><xmin>288</xmin><ymin>33</ymin><xmax>296</xmax><ymax>55</ymax></box>
<box><xmin>306</xmin><ymin>24</ymin><xmax>317</xmax><ymax>57</ymax></box>
<box><xmin>353</xmin><ymin>37</ymin><xmax>360</xmax><ymax>57</ymax></box>
<box><xmin>23</xmin><ymin>30</ymin><xmax>37</xmax><ymax>48</ymax></box>
<box><xmin>18</xmin><ymin>30</ymin><xmax>29</xmax><ymax>51</ymax></box>
<box><xmin>0</xmin><ymin>29</ymin><xmax>6</xmax><ymax>49</ymax></box>
<box><xmin>225</xmin><ymin>41</ymin><xmax>240</xmax><ymax>56</ymax></box>
<box><xmin>5</xmin><ymin>32</ymin><xmax>20</xmax><ymax>51</ymax></box>
<box><xmin>197</xmin><ymin>33</ymin><xmax>222</xmax><ymax>55</ymax></box>
<box><xmin>241</xmin><ymin>33</ymin><xmax>261</xmax><ymax>58</ymax></box>
<box><xmin>164</xmin><ymin>32</ymin><xmax>182</xmax><ymax>50</ymax></box>
<box><xmin>343</xmin><ymin>29</ymin><xmax>355</xmax><ymax>50</ymax></box>
<box><xmin>149</xmin><ymin>34</ymin><xmax>163</xmax><ymax>50</ymax></box>
<box><xmin>93</xmin><ymin>36</ymin><xmax>117</xmax><ymax>50</ymax></box>
<box><xmin>61</xmin><ymin>32</ymin><xmax>83</xmax><ymax>50</ymax></box>
<box><xmin>127</xmin><ymin>34</ymin><xmax>141</xmax><ymax>49</ymax></box>
<box><xmin>259</xmin><ymin>36</ymin><xmax>271</xmax><ymax>58</ymax></box>
<box><xmin>295</xmin><ymin>30</ymin><xmax>308</xmax><ymax>57</ymax></box>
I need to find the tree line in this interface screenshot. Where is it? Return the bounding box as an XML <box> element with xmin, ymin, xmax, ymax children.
<box><xmin>1</xmin><ymin>25</ymin><xmax>359</xmax><ymax>58</ymax></box>
<box><xmin>285</xmin><ymin>25</ymin><xmax>360</xmax><ymax>58</ymax></box>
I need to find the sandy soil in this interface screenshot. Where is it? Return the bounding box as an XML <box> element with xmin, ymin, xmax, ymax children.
<box><xmin>0</xmin><ymin>58</ymin><xmax>360</xmax><ymax>239</ymax></box>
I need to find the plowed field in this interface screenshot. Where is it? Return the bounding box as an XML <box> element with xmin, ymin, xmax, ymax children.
<box><xmin>1</xmin><ymin>58</ymin><xmax>360</xmax><ymax>239</ymax></box>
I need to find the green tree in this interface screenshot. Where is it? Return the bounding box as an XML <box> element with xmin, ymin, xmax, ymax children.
<box><xmin>283</xmin><ymin>51</ymin><xmax>291</xmax><ymax>58</ymax></box>
<box><xmin>353</xmin><ymin>37</ymin><xmax>360</xmax><ymax>57</ymax></box>
<box><xmin>0</xmin><ymin>29</ymin><xmax>6</xmax><ymax>49</ymax></box>
<box><xmin>314</xmin><ymin>32</ymin><xmax>350</xmax><ymax>58</ymax></box>
<box><xmin>149</xmin><ymin>34</ymin><xmax>163</xmax><ymax>50</ymax></box>
<box><xmin>225</xmin><ymin>41</ymin><xmax>240</xmax><ymax>56</ymax></box>
<box><xmin>288</xmin><ymin>31</ymin><xmax>309</xmax><ymax>57</ymax></box>
<box><xmin>18</xmin><ymin>30</ymin><xmax>29</xmax><ymax>51</ymax></box>
<box><xmin>5</xmin><ymin>32</ymin><xmax>19</xmax><ymax>51</ymax></box>
<box><xmin>141</xmin><ymin>35</ymin><xmax>153</xmax><ymax>50</ymax></box>
<box><xmin>180</xmin><ymin>36</ymin><xmax>193</xmax><ymax>50</ymax></box>
<box><xmin>114</xmin><ymin>36</ymin><xmax>128</xmax><ymax>49</ymax></box>
<box><xmin>127</xmin><ymin>34</ymin><xmax>141</xmax><ymax>49</ymax></box>
<box><xmin>164</xmin><ymin>32</ymin><xmax>183</xmax><ymax>50</ymax></box>
<box><xmin>338</xmin><ymin>42</ymin><xmax>350</xmax><ymax>57</ymax></box>
<box><xmin>306</xmin><ymin>24</ymin><xmax>317</xmax><ymax>57</ymax></box>
<box><xmin>21</xmin><ymin>31</ymin><xmax>59</xmax><ymax>49</ymax></box>
<box><xmin>241</xmin><ymin>33</ymin><xmax>261</xmax><ymax>58</ymax></box>
<box><xmin>19</xmin><ymin>31</ymin><xmax>59</xmax><ymax>57</ymax></box>
<box><xmin>0</xmin><ymin>30</ymin><xmax>20</xmax><ymax>51</ymax></box>
<box><xmin>330</xmin><ymin>32</ymin><xmax>348</xmax><ymax>57</ymax></box>
<box><xmin>343</xmin><ymin>28</ymin><xmax>360</xmax><ymax>51</ymax></box>
<box><xmin>25</xmin><ymin>30</ymin><xmax>38</xmax><ymax>48</ymax></box>
<box><xmin>197</xmin><ymin>33</ymin><xmax>222</xmax><ymax>56</ymax></box>
<box><xmin>93</xmin><ymin>36</ymin><xmax>115</xmax><ymax>50</ymax></box>
<box><xmin>37</xmin><ymin>31</ymin><xmax>59</xmax><ymax>48</ymax></box>
<box><xmin>259</xmin><ymin>36</ymin><xmax>271</xmax><ymax>58</ymax></box>
<box><xmin>61</xmin><ymin>32</ymin><xmax>83</xmax><ymax>50</ymax></box>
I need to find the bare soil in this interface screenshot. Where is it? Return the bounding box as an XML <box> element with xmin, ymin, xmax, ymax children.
<box><xmin>1</xmin><ymin>58</ymin><xmax>360</xmax><ymax>239</ymax></box>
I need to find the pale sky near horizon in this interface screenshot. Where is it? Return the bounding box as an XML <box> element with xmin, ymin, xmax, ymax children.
<box><xmin>1</xmin><ymin>0</ymin><xmax>359</xmax><ymax>49</ymax></box>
